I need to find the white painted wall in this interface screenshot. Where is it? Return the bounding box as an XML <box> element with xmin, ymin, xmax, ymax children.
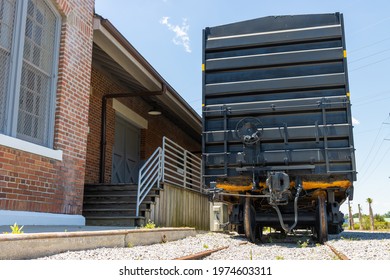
<box><xmin>0</xmin><ymin>210</ymin><xmax>85</xmax><ymax>226</ymax></box>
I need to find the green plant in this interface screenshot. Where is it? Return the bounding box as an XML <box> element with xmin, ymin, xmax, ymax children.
<box><xmin>127</xmin><ymin>242</ymin><xmax>134</xmax><ymax>248</ymax></box>
<box><xmin>3</xmin><ymin>223</ymin><xmax>24</xmax><ymax>234</ymax></box>
<box><xmin>143</xmin><ymin>220</ymin><xmax>156</xmax><ymax>229</ymax></box>
<box><xmin>297</xmin><ymin>239</ymin><xmax>309</xmax><ymax>248</ymax></box>
<box><xmin>275</xmin><ymin>255</ymin><xmax>284</xmax><ymax>260</ymax></box>
<box><xmin>203</xmin><ymin>244</ymin><xmax>209</xmax><ymax>249</ymax></box>
<box><xmin>249</xmin><ymin>249</ymin><xmax>253</xmax><ymax>260</ymax></box>
<box><xmin>11</xmin><ymin>223</ymin><xmax>24</xmax><ymax>234</ymax></box>
<box><xmin>375</xmin><ymin>221</ymin><xmax>390</xmax><ymax>230</ymax></box>
<box><xmin>331</xmin><ymin>254</ymin><xmax>339</xmax><ymax>260</ymax></box>
<box><xmin>262</xmin><ymin>227</ymin><xmax>272</xmax><ymax>233</ymax></box>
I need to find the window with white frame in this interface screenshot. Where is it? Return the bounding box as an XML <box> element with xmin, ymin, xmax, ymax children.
<box><xmin>0</xmin><ymin>0</ymin><xmax>60</xmax><ymax>148</ymax></box>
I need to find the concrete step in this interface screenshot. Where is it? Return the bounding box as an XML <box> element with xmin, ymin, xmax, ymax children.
<box><xmin>84</xmin><ymin>183</ymin><xmax>138</xmax><ymax>190</ymax></box>
<box><xmin>83</xmin><ymin>205</ymin><xmax>150</xmax><ymax>213</ymax></box>
<box><xmin>84</xmin><ymin>189</ymin><xmax>160</xmax><ymax>197</ymax></box>
<box><xmin>83</xmin><ymin>183</ymin><xmax>160</xmax><ymax>227</ymax></box>
<box><xmin>84</xmin><ymin>200</ymin><xmax>153</xmax><ymax>208</ymax></box>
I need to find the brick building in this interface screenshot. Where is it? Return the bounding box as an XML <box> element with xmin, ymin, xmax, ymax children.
<box><xmin>0</xmin><ymin>0</ymin><xmax>201</xmax><ymax>226</ymax></box>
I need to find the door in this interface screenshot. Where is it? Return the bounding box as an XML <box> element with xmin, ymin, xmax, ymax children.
<box><xmin>112</xmin><ymin>115</ymin><xmax>140</xmax><ymax>184</ymax></box>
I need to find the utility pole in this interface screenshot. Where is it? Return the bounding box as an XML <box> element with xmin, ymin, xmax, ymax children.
<box><xmin>358</xmin><ymin>204</ymin><xmax>363</xmax><ymax>230</ymax></box>
<box><xmin>348</xmin><ymin>199</ymin><xmax>354</xmax><ymax>230</ymax></box>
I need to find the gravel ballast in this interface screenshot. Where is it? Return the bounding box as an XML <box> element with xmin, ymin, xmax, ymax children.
<box><xmin>37</xmin><ymin>230</ymin><xmax>390</xmax><ymax>260</ymax></box>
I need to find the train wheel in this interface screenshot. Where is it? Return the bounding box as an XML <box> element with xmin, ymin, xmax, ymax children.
<box><xmin>244</xmin><ymin>196</ymin><xmax>256</xmax><ymax>243</ymax></box>
<box><xmin>315</xmin><ymin>193</ymin><xmax>328</xmax><ymax>244</ymax></box>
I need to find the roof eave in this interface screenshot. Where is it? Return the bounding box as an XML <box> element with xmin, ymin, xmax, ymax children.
<box><xmin>93</xmin><ymin>15</ymin><xmax>202</xmax><ymax>136</ymax></box>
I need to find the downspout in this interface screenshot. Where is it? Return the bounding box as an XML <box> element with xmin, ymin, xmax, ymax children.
<box><xmin>99</xmin><ymin>85</ymin><xmax>166</xmax><ymax>183</ymax></box>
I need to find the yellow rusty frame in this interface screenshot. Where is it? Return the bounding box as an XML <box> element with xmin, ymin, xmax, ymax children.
<box><xmin>216</xmin><ymin>180</ymin><xmax>351</xmax><ymax>193</ymax></box>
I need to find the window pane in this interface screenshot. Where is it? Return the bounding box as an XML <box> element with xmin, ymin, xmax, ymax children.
<box><xmin>17</xmin><ymin>65</ymin><xmax>49</xmax><ymax>145</ymax></box>
<box><xmin>17</xmin><ymin>0</ymin><xmax>58</xmax><ymax>146</ymax></box>
<box><xmin>0</xmin><ymin>0</ymin><xmax>15</xmax><ymax>50</ymax></box>
<box><xmin>0</xmin><ymin>0</ymin><xmax>16</xmax><ymax>133</ymax></box>
<box><xmin>24</xmin><ymin>0</ymin><xmax>56</xmax><ymax>72</ymax></box>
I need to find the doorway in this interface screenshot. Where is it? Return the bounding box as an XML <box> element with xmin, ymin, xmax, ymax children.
<box><xmin>111</xmin><ymin>114</ymin><xmax>140</xmax><ymax>184</ymax></box>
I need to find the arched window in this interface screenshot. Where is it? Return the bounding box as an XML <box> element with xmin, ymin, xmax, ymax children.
<box><xmin>0</xmin><ymin>0</ymin><xmax>61</xmax><ymax>147</ymax></box>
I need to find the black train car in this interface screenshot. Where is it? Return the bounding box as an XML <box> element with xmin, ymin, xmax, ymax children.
<box><xmin>202</xmin><ymin>13</ymin><xmax>356</xmax><ymax>243</ymax></box>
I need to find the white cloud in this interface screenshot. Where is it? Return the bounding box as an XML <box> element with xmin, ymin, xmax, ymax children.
<box><xmin>160</xmin><ymin>16</ymin><xmax>191</xmax><ymax>53</ymax></box>
<box><xmin>352</xmin><ymin>117</ymin><xmax>360</xmax><ymax>125</ymax></box>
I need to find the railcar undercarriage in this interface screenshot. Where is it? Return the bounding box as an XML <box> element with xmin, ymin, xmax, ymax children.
<box><xmin>208</xmin><ymin>172</ymin><xmax>350</xmax><ymax>244</ymax></box>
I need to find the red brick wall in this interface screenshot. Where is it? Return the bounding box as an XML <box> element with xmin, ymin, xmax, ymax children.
<box><xmin>85</xmin><ymin>68</ymin><xmax>118</xmax><ymax>183</ymax></box>
<box><xmin>0</xmin><ymin>0</ymin><xmax>94</xmax><ymax>215</ymax></box>
<box><xmin>85</xmin><ymin>67</ymin><xmax>201</xmax><ymax>184</ymax></box>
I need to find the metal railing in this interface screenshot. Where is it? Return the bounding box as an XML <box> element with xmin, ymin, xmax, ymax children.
<box><xmin>136</xmin><ymin>137</ymin><xmax>202</xmax><ymax>216</ymax></box>
<box><xmin>162</xmin><ymin>137</ymin><xmax>202</xmax><ymax>193</ymax></box>
<box><xmin>136</xmin><ymin>147</ymin><xmax>162</xmax><ymax>216</ymax></box>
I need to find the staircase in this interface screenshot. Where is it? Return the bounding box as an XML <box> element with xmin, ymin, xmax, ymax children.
<box><xmin>82</xmin><ymin>137</ymin><xmax>202</xmax><ymax>227</ymax></box>
<box><xmin>82</xmin><ymin>183</ymin><xmax>160</xmax><ymax>227</ymax></box>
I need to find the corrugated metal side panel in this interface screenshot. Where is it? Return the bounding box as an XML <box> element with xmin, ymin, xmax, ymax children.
<box><xmin>154</xmin><ymin>184</ymin><xmax>210</xmax><ymax>230</ymax></box>
<box><xmin>202</xmin><ymin>13</ymin><xmax>356</xmax><ymax>185</ymax></box>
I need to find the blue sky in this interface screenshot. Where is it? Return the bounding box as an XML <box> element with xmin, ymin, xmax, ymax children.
<box><xmin>95</xmin><ymin>0</ymin><xmax>390</xmax><ymax>215</ymax></box>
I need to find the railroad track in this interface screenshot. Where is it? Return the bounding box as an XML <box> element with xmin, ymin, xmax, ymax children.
<box><xmin>173</xmin><ymin>236</ymin><xmax>351</xmax><ymax>260</ymax></box>
<box><xmin>325</xmin><ymin>242</ymin><xmax>350</xmax><ymax>260</ymax></box>
<box><xmin>173</xmin><ymin>242</ymin><xmax>248</xmax><ymax>260</ymax></box>
<box><xmin>37</xmin><ymin>230</ymin><xmax>386</xmax><ymax>260</ymax></box>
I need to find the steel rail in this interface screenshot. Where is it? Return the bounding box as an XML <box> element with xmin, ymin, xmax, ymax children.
<box><xmin>173</xmin><ymin>242</ymin><xmax>248</xmax><ymax>260</ymax></box>
<box><xmin>325</xmin><ymin>242</ymin><xmax>350</xmax><ymax>260</ymax></box>
<box><xmin>173</xmin><ymin>246</ymin><xmax>229</xmax><ymax>260</ymax></box>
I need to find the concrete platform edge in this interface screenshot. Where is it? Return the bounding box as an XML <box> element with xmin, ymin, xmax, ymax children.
<box><xmin>0</xmin><ymin>227</ymin><xmax>197</xmax><ymax>260</ymax></box>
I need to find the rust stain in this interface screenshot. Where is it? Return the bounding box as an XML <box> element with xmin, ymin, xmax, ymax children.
<box><xmin>216</xmin><ymin>180</ymin><xmax>351</xmax><ymax>192</ymax></box>
<box><xmin>302</xmin><ymin>180</ymin><xmax>351</xmax><ymax>190</ymax></box>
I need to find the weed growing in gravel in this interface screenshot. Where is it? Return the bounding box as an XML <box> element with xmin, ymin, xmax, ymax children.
<box><xmin>297</xmin><ymin>240</ymin><xmax>310</xmax><ymax>248</ymax></box>
<box><xmin>203</xmin><ymin>244</ymin><xmax>209</xmax><ymax>249</ymax></box>
<box><xmin>249</xmin><ymin>249</ymin><xmax>253</xmax><ymax>260</ymax></box>
<box><xmin>143</xmin><ymin>220</ymin><xmax>156</xmax><ymax>229</ymax></box>
<box><xmin>275</xmin><ymin>256</ymin><xmax>284</xmax><ymax>260</ymax></box>
<box><xmin>2</xmin><ymin>223</ymin><xmax>24</xmax><ymax>234</ymax></box>
<box><xmin>127</xmin><ymin>242</ymin><xmax>134</xmax><ymax>248</ymax></box>
<box><xmin>330</xmin><ymin>254</ymin><xmax>339</xmax><ymax>260</ymax></box>
<box><xmin>340</xmin><ymin>236</ymin><xmax>361</xmax><ymax>241</ymax></box>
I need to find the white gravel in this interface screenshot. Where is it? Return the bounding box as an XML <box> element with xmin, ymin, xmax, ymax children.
<box><xmin>327</xmin><ymin>230</ymin><xmax>390</xmax><ymax>260</ymax></box>
<box><xmin>37</xmin><ymin>230</ymin><xmax>390</xmax><ymax>260</ymax></box>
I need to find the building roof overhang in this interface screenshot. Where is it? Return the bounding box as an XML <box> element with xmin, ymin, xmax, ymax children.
<box><xmin>92</xmin><ymin>15</ymin><xmax>201</xmax><ymax>141</ymax></box>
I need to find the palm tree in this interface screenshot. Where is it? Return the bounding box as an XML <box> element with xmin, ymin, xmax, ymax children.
<box><xmin>366</xmin><ymin>198</ymin><xmax>375</xmax><ymax>231</ymax></box>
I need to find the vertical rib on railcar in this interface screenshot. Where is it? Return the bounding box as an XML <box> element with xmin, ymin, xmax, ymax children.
<box><xmin>202</xmin><ymin>13</ymin><xmax>356</xmax><ymax>243</ymax></box>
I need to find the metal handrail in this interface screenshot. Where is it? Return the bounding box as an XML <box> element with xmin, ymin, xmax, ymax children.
<box><xmin>136</xmin><ymin>137</ymin><xmax>203</xmax><ymax>216</ymax></box>
<box><xmin>136</xmin><ymin>147</ymin><xmax>162</xmax><ymax>216</ymax></box>
<box><xmin>162</xmin><ymin>137</ymin><xmax>202</xmax><ymax>193</ymax></box>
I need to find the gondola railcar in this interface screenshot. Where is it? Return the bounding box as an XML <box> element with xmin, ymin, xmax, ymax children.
<box><xmin>202</xmin><ymin>13</ymin><xmax>356</xmax><ymax>243</ymax></box>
